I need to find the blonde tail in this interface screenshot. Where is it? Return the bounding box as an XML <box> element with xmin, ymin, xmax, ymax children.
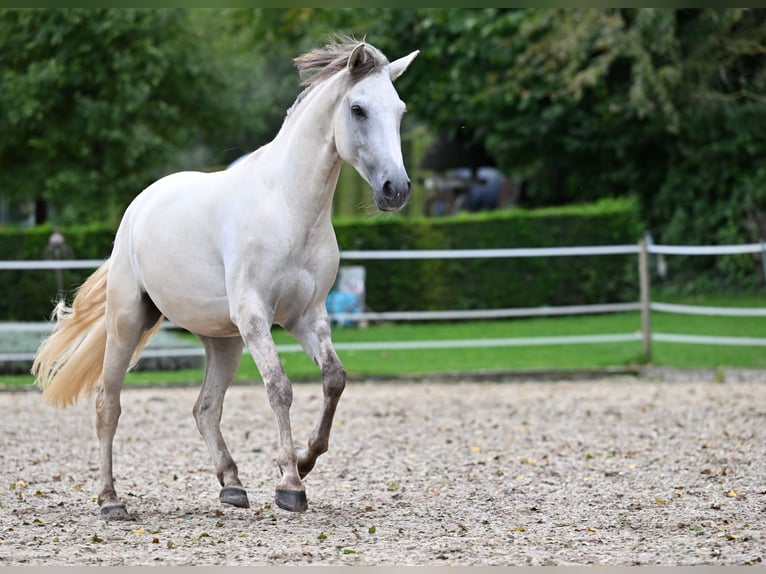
<box><xmin>31</xmin><ymin>261</ymin><xmax>162</xmax><ymax>408</ymax></box>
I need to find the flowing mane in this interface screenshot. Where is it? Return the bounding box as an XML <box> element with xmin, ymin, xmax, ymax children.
<box><xmin>285</xmin><ymin>35</ymin><xmax>389</xmax><ymax>120</ymax></box>
<box><xmin>294</xmin><ymin>34</ymin><xmax>388</xmax><ymax>86</ymax></box>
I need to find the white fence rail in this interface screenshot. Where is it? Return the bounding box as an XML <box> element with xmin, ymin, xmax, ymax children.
<box><xmin>3</xmin><ymin>241</ymin><xmax>762</xmax><ymax>266</ymax></box>
<box><xmin>0</xmin><ymin>259</ymin><xmax>104</xmax><ymax>270</ymax></box>
<box><xmin>1</xmin><ymin>241</ymin><xmax>765</xmax><ymax>365</ymax></box>
<box><xmin>340</xmin><ymin>245</ymin><xmax>641</xmax><ymax>259</ymax></box>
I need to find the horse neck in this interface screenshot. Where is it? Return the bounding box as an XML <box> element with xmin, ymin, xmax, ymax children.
<box><xmin>269</xmin><ymin>77</ymin><xmax>346</xmax><ymax>223</ymax></box>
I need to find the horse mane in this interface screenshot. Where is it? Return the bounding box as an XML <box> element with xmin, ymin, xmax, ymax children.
<box><xmin>294</xmin><ymin>34</ymin><xmax>388</xmax><ymax>87</ymax></box>
<box><xmin>284</xmin><ymin>35</ymin><xmax>388</xmax><ymax>120</ymax></box>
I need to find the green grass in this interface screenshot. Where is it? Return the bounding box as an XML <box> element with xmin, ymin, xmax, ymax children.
<box><xmin>2</xmin><ymin>292</ymin><xmax>765</xmax><ymax>389</ymax></box>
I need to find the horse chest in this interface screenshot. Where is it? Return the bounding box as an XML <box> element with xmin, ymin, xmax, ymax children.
<box><xmin>222</xmin><ymin>219</ymin><xmax>329</xmax><ymax>317</ymax></box>
<box><xmin>272</xmin><ymin>269</ymin><xmax>320</xmax><ymax>322</ymax></box>
<box><xmin>251</xmin><ymin>247</ymin><xmax>337</xmax><ymax>326</ymax></box>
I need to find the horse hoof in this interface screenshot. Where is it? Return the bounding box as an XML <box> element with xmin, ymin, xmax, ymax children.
<box><xmin>100</xmin><ymin>503</ymin><xmax>130</xmax><ymax>520</ymax></box>
<box><xmin>220</xmin><ymin>487</ymin><xmax>250</xmax><ymax>508</ymax></box>
<box><xmin>275</xmin><ymin>488</ymin><xmax>308</xmax><ymax>513</ymax></box>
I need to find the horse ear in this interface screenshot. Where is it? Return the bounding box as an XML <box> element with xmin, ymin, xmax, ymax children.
<box><xmin>388</xmin><ymin>50</ymin><xmax>419</xmax><ymax>82</ymax></box>
<box><xmin>347</xmin><ymin>43</ymin><xmax>368</xmax><ymax>72</ymax></box>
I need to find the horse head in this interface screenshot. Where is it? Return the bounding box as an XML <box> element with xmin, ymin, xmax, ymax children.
<box><xmin>333</xmin><ymin>42</ymin><xmax>419</xmax><ymax>212</ymax></box>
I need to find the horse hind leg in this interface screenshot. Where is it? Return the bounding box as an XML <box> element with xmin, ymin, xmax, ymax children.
<box><xmin>192</xmin><ymin>336</ymin><xmax>248</xmax><ymax>508</ymax></box>
<box><xmin>97</xmin><ymin>293</ymin><xmax>162</xmax><ymax>520</ymax></box>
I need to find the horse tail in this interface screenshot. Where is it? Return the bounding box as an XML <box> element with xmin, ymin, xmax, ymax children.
<box><xmin>31</xmin><ymin>260</ymin><xmax>162</xmax><ymax>408</ymax></box>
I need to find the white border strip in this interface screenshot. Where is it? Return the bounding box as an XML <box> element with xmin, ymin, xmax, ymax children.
<box><xmin>648</xmin><ymin>243</ymin><xmax>763</xmax><ymax>255</ymax></box>
<box><xmin>8</xmin><ymin>299</ymin><xmax>765</xmax><ymax>331</ymax></box>
<box><xmin>340</xmin><ymin>245</ymin><xmax>639</xmax><ymax>260</ymax></box>
<box><xmin>323</xmin><ymin>333</ymin><xmax>642</xmax><ymax>351</ymax></box>
<box><xmin>0</xmin><ymin>303</ymin><xmax>639</xmax><ymax>335</ymax></box>
<box><xmin>7</xmin><ymin>330</ymin><xmax>766</xmax><ymax>364</ymax></box>
<box><xmin>334</xmin><ymin>302</ymin><xmax>641</xmax><ymax>322</ymax></box>
<box><xmin>651</xmin><ymin>302</ymin><xmax>766</xmax><ymax>317</ymax></box>
<box><xmin>652</xmin><ymin>332</ymin><xmax>766</xmax><ymax>346</ymax></box>
<box><xmin>0</xmin><ymin>259</ymin><xmax>104</xmax><ymax>270</ymax></box>
<box><xmin>0</xmin><ymin>333</ymin><xmax>643</xmax><ymax>363</ymax></box>
<box><xmin>0</xmin><ymin>241</ymin><xmax>762</xmax><ymax>270</ymax></box>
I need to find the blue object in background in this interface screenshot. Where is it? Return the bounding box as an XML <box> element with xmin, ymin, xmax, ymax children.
<box><xmin>449</xmin><ymin>166</ymin><xmax>506</xmax><ymax>211</ymax></box>
<box><xmin>326</xmin><ymin>290</ymin><xmax>363</xmax><ymax>327</ymax></box>
<box><xmin>326</xmin><ymin>265</ymin><xmax>366</xmax><ymax>327</ymax></box>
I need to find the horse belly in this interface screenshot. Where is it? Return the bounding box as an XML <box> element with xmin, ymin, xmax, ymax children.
<box><xmin>145</xmin><ymin>271</ymin><xmax>237</xmax><ymax>337</ymax></box>
<box><xmin>126</xmin><ymin>185</ymin><xmax>238</xmax><ymax>337</ymax></box>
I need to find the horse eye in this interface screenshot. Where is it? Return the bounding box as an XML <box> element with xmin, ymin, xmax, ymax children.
<box><xmin>351</xmin><ymin>104</ymin><xmax>366</xmax><ymax>119</ymax></box>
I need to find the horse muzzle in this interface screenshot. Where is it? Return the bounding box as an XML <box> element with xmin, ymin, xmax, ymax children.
<box><xmin>374</xmin><ymin>177</ymin><xmax>411</xmax><ymax>212</ymax></box>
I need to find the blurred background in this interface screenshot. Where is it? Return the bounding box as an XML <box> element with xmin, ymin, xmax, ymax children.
<box><xmin>1</xmin><ymin>9</ymin><xmax>765</xmax><ymax>378</ymax></box>
<box><xmin>1</xmin><ymin>8</ymin><xmax>764</xmax><ymax>234</ymax></box>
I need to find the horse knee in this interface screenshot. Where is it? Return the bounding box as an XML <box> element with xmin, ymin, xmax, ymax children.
<box><xmin>323</xmin><ymin>360</ymin><xmax>346</xmax><ymax>399</ymax></box>
<box><xmin>264</xmin><ymin>374</ymin><xmax>293</xmax><ymax>410</ymax></box>
<box><xmin>192</xmin><ymin>395</ymin><xmax>205</xmax><ymax>420</ymax></box>
<box><xmin>192</xmin><ymin>401</ymin><xmax>204</xmax><ymax>426</ymax></box>
<box><xmin>192</xmin><ymin>395</ymin><xmax>221</xmax><ymax>430</ymax></box>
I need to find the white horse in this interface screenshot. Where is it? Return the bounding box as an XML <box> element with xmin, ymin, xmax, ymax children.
<box><xmin>32</xmin><ymin>36</ymin><xmax>418</xmax><ymax>519</ymax></box>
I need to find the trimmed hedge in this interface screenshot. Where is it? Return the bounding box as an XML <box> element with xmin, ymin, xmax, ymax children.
<box><xmin>335</xmin><ymin>197</ymin><xmax>642</xmax><ymax>312</ymax></box>
<box><xmin>0</xmin><ymin>223</ymin><xmax>115</xmax><ymax>321</ymax></box>
<box><xmin>0</xmin><ymin>197</ymin><xmax>642</xmax><ymax>320</ymax></box>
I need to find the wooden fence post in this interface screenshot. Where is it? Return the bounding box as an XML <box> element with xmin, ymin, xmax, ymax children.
<box><xmin>638</xmin><ymin>238</ymin><xmax>652</xmax><ymax>361</ymax></box>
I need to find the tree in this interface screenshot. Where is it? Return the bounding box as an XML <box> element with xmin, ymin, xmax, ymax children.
<box><xmin>373</xmin><ymin>9</ymin><xmax>766</xmax><ymax>255</ymax></box>
<box><xmin>0</xmin><ymin>9</ymin><xmax>234</xmax><ymax>224</ymax></box>
<box><xmin>5</xmin><ymin>7</ymin><xmax>765</xmax><ymax>281</ymax></box>
<box><xmin>221</xmin><ymin>8</ymin><xmax>367</xmax><ymax>157</ymax></box>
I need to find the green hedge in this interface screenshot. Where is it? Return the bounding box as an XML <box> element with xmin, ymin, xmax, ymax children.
<box><xmin>335</xmin><ymin>197</ymin><xmax>642</xmax><ymax>312</ymax></box>
<box><xmin>0</xmin><ymin>223</ymin><xmax>115</xmax><ymax>321</ymax></box>
<box><xmin>0</xmin><ymin>197</ymin><xmax>642</xmax><ymax>320</ymax></box>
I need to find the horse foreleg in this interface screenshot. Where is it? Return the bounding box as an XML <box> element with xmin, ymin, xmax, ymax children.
<box><xmin>193</xmin><ymin>336</ymin><xmax>248</xmax><ymax>508</ymax></box>
<box><xmin>242</xmin><ymin>316</ymin><xmax>307</xmax><ymax>512</ymax></box>
<box><xmin>290</xmin><ymin>316</ymin><xmax>347</xmax><ymax>479</ymax></box>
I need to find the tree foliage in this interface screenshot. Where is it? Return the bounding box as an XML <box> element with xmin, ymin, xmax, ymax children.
<box><xmin>0</xmin><ymin>9</ymin><xmax>233</xmax><ymax>224</ymax></box>
<box><xmin>365</xmin><ymin>8</ymin><xmax>766</xmax><ymax>269</ymax></box>
<box><xmin>2</xmin><ymin>7</ymin><xmax>765</xmax><ymax>280</ymax></box>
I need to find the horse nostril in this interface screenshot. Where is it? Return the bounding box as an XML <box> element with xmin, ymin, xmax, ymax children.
<box><xmin>382</xmin><ymin>180</ymin><xmax>394</xmax><ymax>199</ymax></box>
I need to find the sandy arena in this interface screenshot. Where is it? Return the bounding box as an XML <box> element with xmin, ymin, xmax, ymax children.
<box><xmin>1</xmin><ymin>372</ymin><xmax>764</xmax><ymax>566</ymax></box>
